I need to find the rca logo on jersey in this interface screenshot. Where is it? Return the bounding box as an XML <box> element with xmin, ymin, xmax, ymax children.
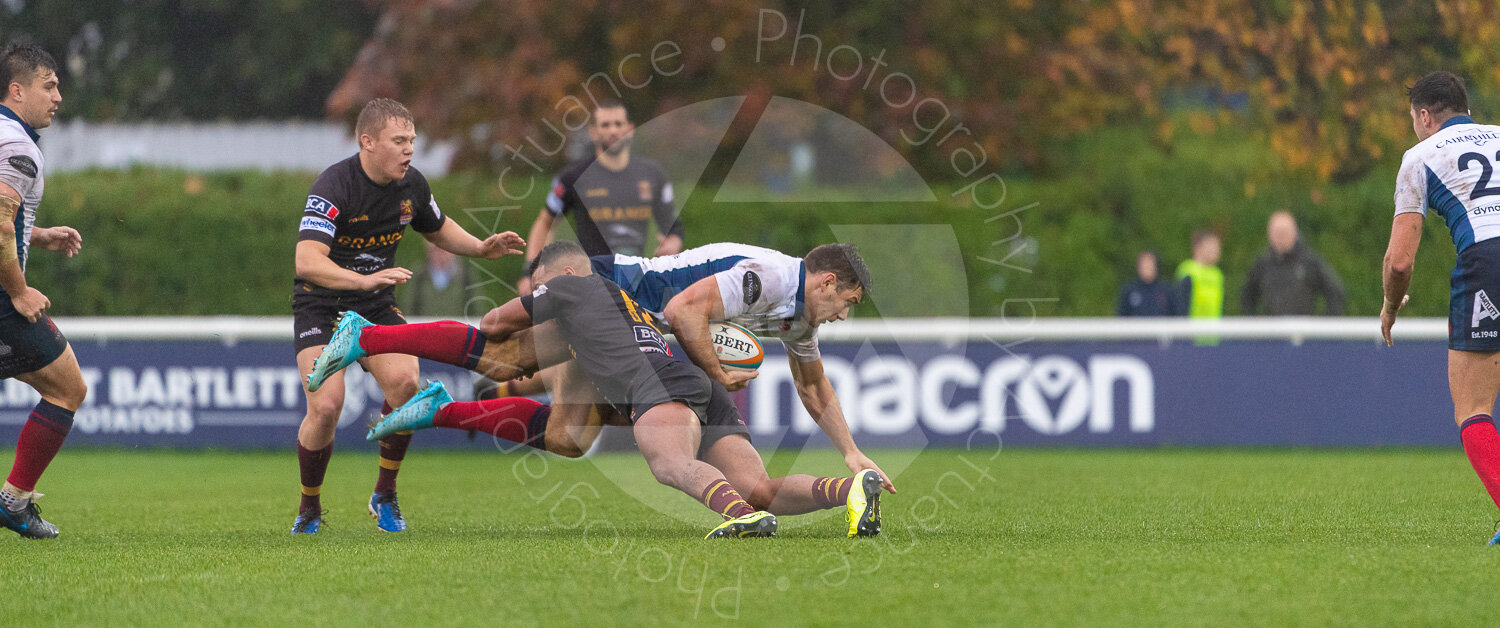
<box><xmin>399</xmin><ymin>199</ymin><xmax>414</xmax><ymax>225</ymax></box>
<box><xmin>305</xmin><ymin>195</ymin><xmax>338</xmax><ymax>220</ymax></box>
<box><xmin>1474</xmin><ymin>289</ymin><xmax>1500</xmax><ymax>328</ymax></box>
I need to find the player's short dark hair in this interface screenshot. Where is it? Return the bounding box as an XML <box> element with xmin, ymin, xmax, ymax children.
<box><xmin>530</xmin><ymin>240</ymin><xmax>589</xmax><ymax>278</ymax></box>
<box><xmin>592</xmin><ymin>99</ymin><xmax>628</xmax><ymax>124</ymax></box>
<box><xmin>1408</xmin><ymin>71</ymin><xmax>1468</xmax><ymax>116</ymax></box>
<box><xmin>0</xmin><ymin>44</ymin><xmax>57</xmax><ymax>94</ymax></box>
<box><xmin>355</xmin><ymin>98</ymin><xmax>414</xmax><ymax>140</ymax></box>
<box><xmin>1191</xmin><ymin>230</ymin><xmax>1219</xmax><ymax>248</ymax></box>
<box><xmin>805</xmin><ymin>243</ymin><xmax>873</xmax><ymax>295</ymax></box>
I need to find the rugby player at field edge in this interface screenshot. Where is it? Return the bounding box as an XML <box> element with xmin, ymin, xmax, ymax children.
<box><xmin>1381</xmin><ymin>71</ymin><xmax>1500</xmax><ymax>544</ymax></box>
<box><xmin>290</xmin><ymin>98</ymin><xmax>524</xmax><ymax>534</ymax></box>
<box><xmin>355</xmin><ymin>241</ymin><xmax>882</xmax><ymax>538</ymax></box>
<box><xmin>0</xmin><ymin>44</ymin><xmax>86</xmax><ymax>540</ymax></box>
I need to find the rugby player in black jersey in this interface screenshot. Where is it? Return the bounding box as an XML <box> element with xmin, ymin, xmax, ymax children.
<box><xmin>311</xmin><ymin>242</ymin><xmax>883</xmax><ymax>539</ymax></box>
<box><xmin>517</xmin><ymin>99</ymin><xmax>683</xmax><ymax>294</ymax></box>
<box><xmin>290</xmin><ymin>98</ymin><xmax>524</xmax><ymax>534</ymax></box>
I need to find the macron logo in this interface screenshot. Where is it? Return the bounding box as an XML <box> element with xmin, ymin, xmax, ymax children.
<box><xmin>1474</xmin><ymin>290</ymin><xmax>1500</xmax><ymax>328</ymax></box>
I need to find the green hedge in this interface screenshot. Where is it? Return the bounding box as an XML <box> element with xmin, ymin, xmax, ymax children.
<box><xmin>24</xmin><ymin>122</ymin><xmax>1451</xmax><ymax>318</ymax></box>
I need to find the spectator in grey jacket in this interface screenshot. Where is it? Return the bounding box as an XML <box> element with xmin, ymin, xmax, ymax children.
<box><xmin>1242</xmin><ymin>211</ymin><xmax>1346</xmax><ymax>315</ymax></box>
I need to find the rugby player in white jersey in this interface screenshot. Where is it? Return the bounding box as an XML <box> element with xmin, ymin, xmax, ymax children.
<box><xmin>1382</xmin><ymin>71</ymin><xmax>1500</xmax><ymax>544</ymax></box>
<box><xmin>0</xmin><ymin>44</ymin><xmax>86</xmax><ymax>539</ymax></box>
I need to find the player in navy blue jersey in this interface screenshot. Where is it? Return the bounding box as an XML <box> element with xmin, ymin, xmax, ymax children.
<box><xmin>1381</xmin><ymin>71</ymin><xmax>1500</xmax><ymax>544</ymax></box>
<box><xmin>290</xmin><ymin>98</ymin><xmax>524</xmax><ymax>534</ymax></box>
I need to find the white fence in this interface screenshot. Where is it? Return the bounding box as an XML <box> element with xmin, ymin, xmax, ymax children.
<box><xmin>51</xmin><ymin>316</ymin><xmax>1447</xmax><ymax>345</ymax></box>
<box><xmin>40</xmin><ymin>122</ymin><xmax>456</xmax><ymax>175</ymax></box>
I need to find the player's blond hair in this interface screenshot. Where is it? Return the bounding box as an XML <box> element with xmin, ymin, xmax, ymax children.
<box><xmin>355</xmin><ymin>98</ymin><xmax>414</xmax><ymax>141</ymax></box>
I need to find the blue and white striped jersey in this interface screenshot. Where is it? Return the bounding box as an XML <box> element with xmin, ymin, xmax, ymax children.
<box><xmin>0</xmin><ymin>105</ymin><xmax>42</xmax><ymax>274</ymax></box>
<box><xmin>1395</xmin><ymin>115</ymin><xmax>1500</xmax><ymax>253</ymax></box>
<box><xmin>593</xmin><ymin>242</ymin><xmax>821</xmax><ymax>361</ymax></box>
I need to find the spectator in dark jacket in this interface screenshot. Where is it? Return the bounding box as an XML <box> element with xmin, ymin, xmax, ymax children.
<box><xmin>1118</xmin><ymin>251</ymin><xmax>1182</xmax><ymax>316</ymax></box>
<box><xmin>1242</xmin><ymin>211</ymin><xmax>1346</xmax><ymax>315</ymax></box>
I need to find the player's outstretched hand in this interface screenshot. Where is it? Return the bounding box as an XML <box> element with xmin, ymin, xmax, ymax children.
<box><xmin>719</xmin><ymin>368</ymin><xmax>758</xmax><ymax>392</ymax></box>
<box><xmin>11</xmin><ymin>286</ymin><xmax>49</xmax><ymax>323</ymax></box>
<box><xmin>33</xmin><ymin>226</ymin><xmax>82</xmax><ymax>257</ymax></box>
<box><xmin>362</xmin><ymin>267</ymin><xmax>413</xmax><ymax>290</ymax></box>
<box><xmin>478</xmin><ymin>232</ymin><xmax>526</xmax><ymax>259</ymax></box>
<box><xmin>845</xmin><ymin>451</ymin><xmax>897</xmax><ymax>494</ymax></box>
<box><xmin>1380</xmin><ymin>294</ymin><xmax>1410</xmax><ymax>347</ymax></box>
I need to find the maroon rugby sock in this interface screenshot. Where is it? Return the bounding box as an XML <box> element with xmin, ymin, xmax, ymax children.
<box><xmin>374</xmin><ymin>402</ymin><xmax>409</xmax><ymax>494</ymax></box>
<box><xmin>434</xmin><ymin>397</ymin><xmax>549</xmax><ymax>450</ymax></box>
<box><xmin>700</xmin><ymin>479</ymin><xmax>757</xmax><ymax>520</ymax></box>
<box><xmin>1461</xmin><ymin>415</ymin><xmax>1500</xmax><ymax>510</ymax></box>
<box><xmin>358</xmin><ymin>321</ymin><xmax>487</xmax><ymax>370</ymax></box>
<box><xmin>297</xmin><ymin>442</ymin><xmax>333</xmax><ymax>514</ymax></box>
<box><xmin>810</xmin><ymin>476</ymin><xmax>855</xmax><ymax>510</ymax></box>
<box><xmin>5</xmin><ymin>401</ymin><xmax>74</xmax><ymax>493</ymax></box>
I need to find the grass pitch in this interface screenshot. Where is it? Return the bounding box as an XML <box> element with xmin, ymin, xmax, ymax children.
<box><xmin>4</xmin><ymin>446</ymin><xmax>1500</xmax><ymax>626</ymax></box>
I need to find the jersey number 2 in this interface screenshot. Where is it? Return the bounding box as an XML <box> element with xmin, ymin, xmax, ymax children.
<box><xmin>1459</xmin><ymin>151</ymin><xmax>1500</xmax><ymax>200</ymax></box>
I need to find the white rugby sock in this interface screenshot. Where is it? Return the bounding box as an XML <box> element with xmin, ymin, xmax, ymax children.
<box><xmin>0</xmin><ymin>484</ymin><xmax>25</xmax><ymax>511</ymax></box>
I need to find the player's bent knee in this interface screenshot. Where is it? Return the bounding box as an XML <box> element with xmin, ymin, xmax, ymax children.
<box><xmin>64</xmin><ymin>379</ymin><xmax>88</xmax><ymax>409</ymax></box>
<box><xmin>304</xmin><ymin>397</ymin><xmax>343</xmax><ymax>426</ymax></box>
<box><xmin>643</xmin><ymin>456</ymin><xmax>686</xmax><ymax>487</ymax></box>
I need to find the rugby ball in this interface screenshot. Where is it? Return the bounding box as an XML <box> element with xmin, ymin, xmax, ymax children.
<box><xmin>711</xmin><ymin>321</ymin><xmax>763</xmax><ymax>371</ymax></box>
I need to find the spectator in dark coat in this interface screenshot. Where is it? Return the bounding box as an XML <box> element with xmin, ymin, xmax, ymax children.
<box><xmin>1242</xmin><ymin>211</ymin><xmax>1346</xmax><ymax>315</ymax></box>
<box><xmin>1118</xmin><ymin>251</ymin><xmax>1182</xmax><ymax>316</ymax></box>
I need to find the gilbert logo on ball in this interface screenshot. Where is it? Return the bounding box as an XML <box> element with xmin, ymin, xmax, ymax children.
<box><xmin>711</xmin><ymin>321</ymin><xmax>763</xmax><ymax>370</ymax></box>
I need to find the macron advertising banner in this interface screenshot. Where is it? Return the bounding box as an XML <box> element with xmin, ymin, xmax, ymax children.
<box><xmin>0</xmin><ymin>336</ymin><xmax>1458</xmax><ymax>450</ymax></box>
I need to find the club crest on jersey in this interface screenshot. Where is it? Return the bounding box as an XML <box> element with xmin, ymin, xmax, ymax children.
<box><xmin>305</xmin><ymin>195</ymin><xmax>338</xmax><ymax>220</ymax></box>
<box><xmin>1474</xmin><ymin>289</ymin><xmax>1500</xmax><ymax>328</ymax></box>
<box><xmin>638</xmin><ymin>180</ymin><xmax>652</xmax><ymax>201</ymax></box>
<box><xmin>399</xmin><ymin>199</ymin><xmax>414</xmax><ymax>226</ymax></box>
